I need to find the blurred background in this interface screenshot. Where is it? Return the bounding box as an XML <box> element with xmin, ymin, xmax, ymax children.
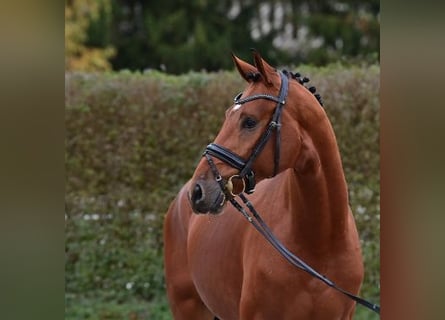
<box><xmin>65</xmin><ymin>0</ymin><xmax>379</xmax><ymax>73</ymax></box>
<box><xmin>65</xmin><ymin>1</ymin><xmax>380</xmax><ymax>319</ymax></box>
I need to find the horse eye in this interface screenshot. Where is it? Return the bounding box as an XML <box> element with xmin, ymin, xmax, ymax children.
<box><xmin>241</xmin><ymin>117</ymin><xmax>258</xmax><ymax>129</ymax></box>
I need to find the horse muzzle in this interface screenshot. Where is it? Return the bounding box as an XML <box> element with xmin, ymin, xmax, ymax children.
<box><xmin>189</xmin><ymin>179</ymin><xmax>227</xmax><ymax>214</ymax></box>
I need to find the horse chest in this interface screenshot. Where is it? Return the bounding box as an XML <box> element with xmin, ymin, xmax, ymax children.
<box><xmin>186</xmin><ymin>214</ymin><xmax>246</xmax><ymax>314</ymax></box>
<box><xmin>186</xmin><ymin>212</ymin><xmax>315</xmax><ymax>318</ymax></box>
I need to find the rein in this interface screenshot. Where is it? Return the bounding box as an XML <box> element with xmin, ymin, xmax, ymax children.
<box><xmin>203</xmin><ymin>70</ymin><xmax>381</xmax><ymax>315</ymax></box>
<box><xmin>230</xmin><ymin>193</ymin><xmax>381</xmax><ymax>314</ymax></box>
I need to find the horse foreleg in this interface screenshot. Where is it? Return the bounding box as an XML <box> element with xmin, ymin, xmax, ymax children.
<box><xmin>164</xmin><ymin>256</ymin><xmax>215</xmax><ymax>319</ymax></box>
<box><xmin>166</xmin><ymin>283</ymin><xmax>214</xmax><ymax>320</ymax></box>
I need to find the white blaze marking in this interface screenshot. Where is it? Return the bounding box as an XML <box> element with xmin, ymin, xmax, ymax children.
<box><xmin>233</xmin><ymin>104</ymin><xmax>242</xmax><ymax>111</ymax></box>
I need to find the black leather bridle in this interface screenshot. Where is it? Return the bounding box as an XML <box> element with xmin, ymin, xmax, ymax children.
<box><xmin>203</xmin><ymin>70</ymin><xmax>289</xmax><ymax>194</ymax></box>
<box><xmin>201</xmin><ymin>70</ymin><xmax>381</xmax><ymax>315</ymax></box>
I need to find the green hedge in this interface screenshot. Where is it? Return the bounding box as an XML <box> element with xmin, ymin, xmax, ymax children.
<box><xmin>66</xmin><ymin>64</ymin><xmax>380</xmax><ymax>319</ymax></box>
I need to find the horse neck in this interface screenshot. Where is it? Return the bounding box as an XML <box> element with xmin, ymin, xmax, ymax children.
<box><xmin>289</xmin><ymin>109</ymin><xmax>350</xmax><ymax>250</ymax></box>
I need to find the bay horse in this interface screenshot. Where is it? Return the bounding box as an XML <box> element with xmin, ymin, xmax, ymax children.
<box><xmin>163</xmin><ymin>51</ymin><xmax>365</xmax><ymax>319</ymax></box>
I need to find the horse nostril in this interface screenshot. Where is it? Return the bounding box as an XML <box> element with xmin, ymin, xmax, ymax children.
<box><xmin>192</xmin><ymin>183</ymin><xmax>203</xmax><ymax>204</ymax></box>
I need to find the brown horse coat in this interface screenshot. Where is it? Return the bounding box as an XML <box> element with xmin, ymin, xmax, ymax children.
<box><xmin>163</xmin><ymin>52</ymin><xmax>364</xmax><ymax>319</ymax></box>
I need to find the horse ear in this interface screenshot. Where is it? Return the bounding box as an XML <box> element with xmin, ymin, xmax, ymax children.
<box><xmin>232</xmin><ymin>53</ymin><xmax>258</xmax><ymax>83</ymax></box>
<box><xmin>252</xmin><ymin>49</ymin><xmax>274</xmax><ymax>86</ymax></box>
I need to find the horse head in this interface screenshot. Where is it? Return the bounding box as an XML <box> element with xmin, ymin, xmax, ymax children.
<box><xmin>189</xmin><ymin>50</ymin><xmax>323</xmax><ymax>214</ymax></box>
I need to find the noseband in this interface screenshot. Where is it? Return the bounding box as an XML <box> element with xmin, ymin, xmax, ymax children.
<box><xmin>203</xmin><ymin>71</ymin><xmax>289</xmax><ymax>194</ymax></box>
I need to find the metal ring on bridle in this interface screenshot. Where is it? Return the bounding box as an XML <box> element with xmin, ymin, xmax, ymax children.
<box><xmin>225</xmin><ymin>175</ymin><xmax>246</xmax><ymax>197</ymax></box>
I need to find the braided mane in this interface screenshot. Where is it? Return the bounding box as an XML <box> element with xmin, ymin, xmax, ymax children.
<box><xmin>282</xmin><ymin>69</ymin><xmax>323</xmax><ymax>107</ymax></box>
<box><xmin>245</xmin><ymin>70</ymin><xmax>324</xmax><ymax>107</ymax></box>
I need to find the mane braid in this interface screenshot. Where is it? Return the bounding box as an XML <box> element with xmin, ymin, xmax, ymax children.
<box><xmin>281</xmin><ymin>69</ymin><xmax>324</xmax><ymax>107</ymax></box>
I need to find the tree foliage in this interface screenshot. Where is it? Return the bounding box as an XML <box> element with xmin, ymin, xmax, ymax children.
<box><xmin>65</xmin><ymin>0</ymin><xmax>115</xmax><ymax>71</ymax></box>
<box><xmin>65</xmin><ymin>0</ymin><xmax>379</xmax><ymax>74</ymax></box>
